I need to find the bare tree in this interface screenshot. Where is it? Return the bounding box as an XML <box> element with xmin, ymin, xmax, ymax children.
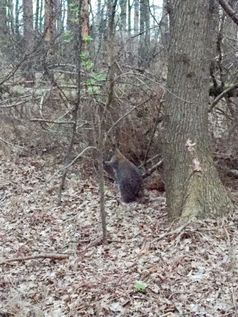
<box><xmin>45</xmin><ymin>0</ymin><xmax>56</xmax><ymax>45</ymax></box>
<box><xmin>128</xmin><ymin>0</ymin><xmax>132</xmax><ymax>36</ymax></box>
<box><xmin>0</xmin><ymin>0</ymin><xmax>8</xmax><ymax>40</ymax></box>
<box><xmin>139</xmin><ymin>0</ymin><xmax>150</xmax><ymax>67</ymax></box>
<box><xmin>134</xmin><ymin>0</ymin><xmax>139</xmax><ymax>34</ymax></box>
<box><xmin>119</xmin><ymin>0</ymin><xmax>127</xmax><ymax>41</ymax></box>
<box><xmin>23</xmin><ymin>0</ymin><xmax>34</xmax><ymax>82</ymax></box>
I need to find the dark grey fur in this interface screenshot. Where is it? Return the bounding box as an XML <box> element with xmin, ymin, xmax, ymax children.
<box><xmin>104</xmin><ymin>151</ymin><xmax>143</xmax><ymax>203</ymax></box>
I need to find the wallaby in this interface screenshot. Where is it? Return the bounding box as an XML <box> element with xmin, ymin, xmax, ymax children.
<box><xmin>104</xmin><ymin>149</ymin><xmax>143</xmax><ymax>203</ymax></box>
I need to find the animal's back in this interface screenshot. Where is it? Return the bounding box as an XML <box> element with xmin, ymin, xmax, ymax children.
<box><xmin>112</xmin><ymin>152</ymin><xmax>143</xmax><ymax>203</ymax></box>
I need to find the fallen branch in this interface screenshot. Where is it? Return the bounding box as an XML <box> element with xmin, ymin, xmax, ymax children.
<box><xmin>152</xmin><ymin>221</ymin><xmax>190</xmax><ymax>243</ymax></box>
<box><xmin>0</xmin><ymin>253</ymin><xmax>70</xmax><ymax>265</ymax></box>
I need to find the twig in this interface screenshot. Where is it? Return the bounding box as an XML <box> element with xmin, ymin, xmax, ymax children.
<box><xmin>0</xmin><ymin>253</ymin><xmax>70</xmax><ymax>265</ymax></box>
<box><xmin>63</xmin><ymin>146</ymin><xmax>97</xmax><ymax>171</ymax></box>
<box><xmin>152</xmin><ymin>221</ymin><xmax>190</xmax><ymax>243</ymax></box>
<box><xmin>0</xmin><ymin>137</ymin><xmax>24</xmax><ymax>149</ymax></box>
<box><xmin>142</xmin><ymin>159</ymin><xmax>164</xmax><ymax>179</ymax></box>
<box><xmin>104</xmin><ymin>97</ymin><xmax>151</xmax><ymax>141</ymax></box>
<box><xmin>0</xmin><ymin>100</ymin><xmax>31</xmax><ymax>109</ymax></box>
<box><xmin>140</xmin><ymin>153</ymin><xmax>161</xmax><ymax>168</ymax></box>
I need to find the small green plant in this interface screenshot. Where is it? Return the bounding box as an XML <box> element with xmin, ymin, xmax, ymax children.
<box><xmin>134</xmin><ymin>281</ymin><xmax>147</xmax><ymax>293</ymax></box>
<box><xmin>64</xmin><ymin>31</ymin><xmax>73</xmax><ymax>43</ymax></box>
<box><xmin>83</xmin><ymin>35</ymin><xmax>93</xmax><ymax>44</ymax></box>
<box><xmin>80</xmin><ymin>51</ymin><xmax>106</xmax><ymax>95</ymax></box>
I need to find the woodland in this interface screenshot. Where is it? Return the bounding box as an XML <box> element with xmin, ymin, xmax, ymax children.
<box><xmin>0</xmin><ymin>0</ymin><xmax>238</xmax><ymax>316</ymax></box>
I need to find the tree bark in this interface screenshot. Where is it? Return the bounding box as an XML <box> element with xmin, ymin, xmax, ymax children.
<box><xmin>45</xmin><ymin>0</ymin><xmax>56</xmax><ymax>44</ymax></box>
<box><xmin>162</xmin><ymin>0</ymin><xmax>234</xmax><ymax>219</ymax></box>
<box><xmin>81</xmin><ymin>0</ymin><xmax>90</xmax><ymax>41</ymax></box>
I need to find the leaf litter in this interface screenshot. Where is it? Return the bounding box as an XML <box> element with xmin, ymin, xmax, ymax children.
<box><xmin>0</xmin><ymin>155</ymin><xmax>238</xmax><ymax>316</ymax></box>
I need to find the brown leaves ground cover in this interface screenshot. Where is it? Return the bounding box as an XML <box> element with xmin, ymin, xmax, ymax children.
<box><xmin>0</xmin><ymin>155</ymin><xmax>238</xmax><ymax>317</ymax></box>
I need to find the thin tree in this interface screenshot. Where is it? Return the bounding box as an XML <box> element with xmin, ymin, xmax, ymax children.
<box><xmin>15</xmin><ymin>0</ymin><xmax>20</xmax><ymax>37</ymax></box>
<box><xmin>56</xmin><ymin>0</ymin><xmax>64</xmax><ymax>35</ymax></box>
<box><xmin>162</xmin><ymin>0</ymin><xmax>234</xmax><ymax>219</ymax></box>
<box><xmin>23</xmin><ymin>0</ymin><xmax>34</xmax><ymax>82</ymax></box>
<box><xmin>134</xmin><ymin>0</ymin><xmax>139</xmax><ymax>35</ymax></box>
<box><xmin>58</xmin><ymin>0</ymin><xmax>83</xmax><ymax>205</ymax></box>
<box><xmin>139</xmin><ymin>0</ymin><xmax>150</xmax><ymax>67</ymax></box>
<box><xmin>45</xmin><ymin>0</ymin><xmax>56</xmax><ymax>45</ymax></box>
<box><xmin>119</xmin><ymin>0</ymin><xmax>127</xmax><ymax>42</ymax></box>
<box><xmin>128</xmin><ymin>0</ymin><xmax>131</xmax><ymax>37</ymax></box>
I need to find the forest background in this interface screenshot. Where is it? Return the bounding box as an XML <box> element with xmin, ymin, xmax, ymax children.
<box><xmin>0</xmin><ymin>0</ymin><xmax>238</xmax><ymax>316</ymax></box>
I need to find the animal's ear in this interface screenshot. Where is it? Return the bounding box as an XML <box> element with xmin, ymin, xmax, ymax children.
<box><xmin>107</xmin><ymin>147</ymin><xmax>122</xmax><ymax>160</ymax></box>
<box><xmin>103</xmin><ymin>160</ymin><xmax>115</xmax><ymax>179</ymax></box>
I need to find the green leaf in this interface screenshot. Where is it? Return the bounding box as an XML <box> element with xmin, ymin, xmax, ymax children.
<box><xmin>92</xmin><ymin>72</ymin><xmax>106</xmax><ymax>82</ymax></box>
<box><xmin>87</xmin><ymin>86</ymin><xmax>100</xmax><ymax>95</ymax></box>
<box><xmin>64</xmin><ymin>31</ymin><xmax>73</xmax><ymax>43</ymax></box>
<box><xmin>134</xmin><ymin>281</ymin><xmax>147</xmax><ymax>293</ymax></box>
<box><xmin>83</xmin><ymin>35</ymin><xmax>93</xmax><ymax>44</ymax></box>
<box><xmin>84</xmin><ymin>60</ymin><xmax>94</xmax><ymax>71</ymax></box>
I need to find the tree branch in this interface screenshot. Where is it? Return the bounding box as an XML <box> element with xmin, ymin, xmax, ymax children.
<box><xmin>209</xmin><ymin>82</ymin><xmax>238</xmax><ymax>111</ymax></box>
<box><xmin>217</xmin><ymin>0</ymin><xmax>238</xmax><ymax>25</ymax></box>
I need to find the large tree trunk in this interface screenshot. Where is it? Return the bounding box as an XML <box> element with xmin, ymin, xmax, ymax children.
<box><xmin>162</xmin><ymin>0</ymin><xmax>234</xmax><ymax>219</ymax></box>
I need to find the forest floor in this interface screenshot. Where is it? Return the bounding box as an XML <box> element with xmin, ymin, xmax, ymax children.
<box><xmin>0</xmin><ymin>154</ymin><xmax>238</xmax><ymax>317</ymax></box>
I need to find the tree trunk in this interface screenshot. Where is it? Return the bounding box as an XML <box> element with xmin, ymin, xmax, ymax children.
<box><xmin>56</xmin><ymin>0</ymin><xmax>63</xmax><ymax>35</ymax></box>
<box><xmin>45</xmin><ymin>0</ymin><xmax>56</xmax><ymax>44</ymax></box>
<box><xmin>134</xmin><ymin>0</ymin><xmax>139</xmax><ymax>35</ymax></box>
<box><xmin>223</xmin><ymin>0</ymin><xmax>238</xmax><ymax>63</ymax></box>
<box><xmin>160</xmin><ymin>0</ymin><xmax>169</xmax><ymax>52</ymax></box>
<box><xmin>15</xmin><ymin>0</ymin><xmax>20</xmax><ymax>37</ymax></box>
<box><xmin>7</xmin><ymin>0</ymin><xmax>14</xmax><ymax>34</ymax></box>
<box><xmin>162</xmin><ymin>0</ymin><xmax>234</xmax><ymax>219</ymax></box>
<box><xmin>128</xmin><ymin>0</ymin><xmax>131</xmax><ymax>36</ymax></box>
<box><xmin>0</xmin><ymin>0</ymin><xmax>8</xmax><ymax>39</ymax></box>
<box><xmin>23</xmin><ymin>0</ymin><xmax>34</xmax><ymax>46</ymax></box>
<box><xmin>119</xmin><ymin>0</ymin><xmax>127</xmax><ymax>41</ymax></box>
<box><xmin>81</xmin><ymin>0</ymin><xmax>90</xmax><ymax>40</ymax></box>
<box><xmin>39</xmin><ymin>0</ymin><xmax>44</xmax><ymax>32</ymax></box>
<box><xmin>139</xmin><ymin>0</ymin><xmax>150</xmax><ymax>67</ymax></box>
<box><xmin>23</xmin><ymin>0</ymin><xmax>34</xmax><ymax>82</ymax></box>
<box><xmin>139</xmin><ymin>0</ymin><xmax>145</xmax><ymax>65</ymax></box>
<box><xmin>67</xmin><ymin>0</ymin><xmax>73</xmax><ymax>31</ymax></box>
